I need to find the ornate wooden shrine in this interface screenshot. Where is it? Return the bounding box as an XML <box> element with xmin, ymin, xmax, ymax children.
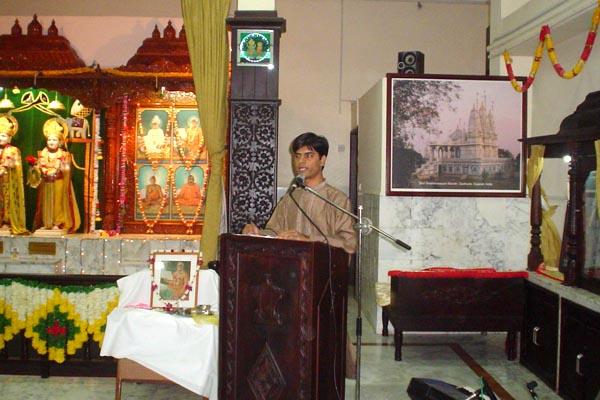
<box><xmin>522</xmin><ymin>91</ymin><xmax>600</xmax><ymax>294</ymax></box>
<box><xmin>0</xmin><ymin>16</ymin><xmax>205</xmax><ymax>235</ymax></box>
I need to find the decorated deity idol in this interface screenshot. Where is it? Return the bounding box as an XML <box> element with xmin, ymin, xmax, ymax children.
<box><xmin>0</xmin><ymin>114</ymin><xmax>27</xmax><ymax>235</ymax></box>
<box><xmin>29</xmin><ymin>117</ymin><xmax>81</xmax><ymax>234</ymax></box>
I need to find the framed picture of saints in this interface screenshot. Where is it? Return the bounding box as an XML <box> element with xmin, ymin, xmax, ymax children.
<box><xmin>136</xmin><ymin>108</ymin><xmax>170</xmax><ymax>160</ymax></box>
<box><xmin>136</xmin><ymin>165</ymin><xmax>169</xmax><ymax>219</ymax></box>
<box><xmin>172</xmin><ymin>165</ymin><xmax>208</xmax><ymax>216</ymax></box>
<box><xmin>237</xmin><ymin>29</ymin><xmax>274</xmax><ymax>67</ymax></box>
<box><xmin>173</xmin><ymin>108</ymin><xmax>205</xmax><ymax>161</ymax></box>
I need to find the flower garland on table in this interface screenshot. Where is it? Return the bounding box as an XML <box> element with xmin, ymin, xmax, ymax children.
<box><xmin>151</xmin><ymin>281</ymin><xmax>193</xmax><ymax>312</ymax></box>
<box><xmin>504</xmin><ymin>1</ymin><xmax>600</xmax><ymax>93</ymax></box>
<box><xmin>134</xmin><ymin>166</ymin><xmax>172</xmax><ymax>233</ymax></box>
<box><xmin>0</xmin><ymin>279</ymin><xmax>119</xmax><ymax>364</ymax></box>
<box><xmin>171</xmin><ymin>165</ymin><xmax>210</xmax><ymax>235</ymax></box>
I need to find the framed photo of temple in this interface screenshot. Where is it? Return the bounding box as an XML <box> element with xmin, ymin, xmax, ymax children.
<box><xmin>237</xmin><ymin>29</ymin><xmax>274</xmax><ymax>67</ymax></box>
<box><xmin>150</xmin><ymin>252</ymin><xmax>200</xmax><ymax>309</ymax></box>
<box><xmin>386</xmin><ymin>74</ymin><xmax>527</xmax><ymax>197</ymax></box>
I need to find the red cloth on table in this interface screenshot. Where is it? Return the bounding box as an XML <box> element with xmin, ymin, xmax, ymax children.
<box><xmin>388</xmin><ymin>267</ymin><xmax>528</xmax><ymax>279</ymax></box>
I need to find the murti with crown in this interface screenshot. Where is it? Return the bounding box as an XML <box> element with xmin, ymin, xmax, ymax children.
<box><xmin>0</xmin><ymin>113</ymin><xmax>27</xmax><ymax>235</ymax></box>
<box><xmin>29</xmin><ymin>117</ymin><xmax>81</xmax><ymax>234</ymax></box>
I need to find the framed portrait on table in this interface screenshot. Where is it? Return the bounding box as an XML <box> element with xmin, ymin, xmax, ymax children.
<box><xmin>150</xmin><ymin>252</ymin><xmax>200</xmax><ymax>309</ymax></box>
<box><xmin>386</xmin><ymin>74</ymin><xmax>527</xmax><ymax>197</ymax></box>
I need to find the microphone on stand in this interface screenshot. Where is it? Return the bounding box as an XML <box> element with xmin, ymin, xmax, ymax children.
<box><xmin>291</xmin><ymin>174</ymin><xmax>305</xmax><ymax>189</ymax></box>
<box><xmin>526</xmin><ymin>381</ymin><xmax>538</xmax><ymax>400</ymax></box>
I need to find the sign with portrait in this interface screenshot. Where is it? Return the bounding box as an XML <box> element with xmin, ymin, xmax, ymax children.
<box><xmin>237</xmin><ymin>29</ymin><xmax>274</xmax><ymax>67</ymax></box>
<box><xmin>150</xmin><ymin>252</ymin><xmax>201</xmax><ymax>309</ymax></box>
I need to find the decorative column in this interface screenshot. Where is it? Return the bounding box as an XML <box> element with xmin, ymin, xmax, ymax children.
<box><xmin>226</xmin><ymin>10</ymin><xmax>286</xmax><ymax>233</ymax></box>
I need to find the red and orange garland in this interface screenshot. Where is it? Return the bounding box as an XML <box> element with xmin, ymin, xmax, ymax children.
<box><xmin>504</xmin><ymin>0</ymin><xmax>600</xmax><ymax>92</ymax></box>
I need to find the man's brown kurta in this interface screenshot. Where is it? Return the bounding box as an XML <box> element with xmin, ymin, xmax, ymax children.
<box><xmin>263</xmin><ymin>181</ymin><xmax>357</xmax><ymax>254</ymax></box>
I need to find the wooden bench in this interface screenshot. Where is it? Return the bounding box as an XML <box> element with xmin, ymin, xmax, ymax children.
<box><xmin>387</xmin><ymin>268</ymin><xmax>527</xmax><ymax>361</ymax></box>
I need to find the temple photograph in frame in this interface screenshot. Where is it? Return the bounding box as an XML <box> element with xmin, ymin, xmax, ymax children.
<box><xmin>387</xmin><ymin>75</ymin><xmax>526</xmax><ymax>197</ymax></box>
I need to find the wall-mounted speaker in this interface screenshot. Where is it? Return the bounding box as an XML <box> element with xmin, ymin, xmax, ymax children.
<box><xmin>397</xmin><ymin>51</ymin><xmax>425</xmax><ymax>74</ymax></box>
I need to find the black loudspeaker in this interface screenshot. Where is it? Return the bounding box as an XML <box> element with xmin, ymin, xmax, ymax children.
<box><xmin>397</xmin><ymin>51</ymin><xmax>425</xmax><ymax>74</ymax></box>
<box><xmin>406</xmin><ymin>378</ymin><xmax>471</xmax><ymax>400</ymax></box>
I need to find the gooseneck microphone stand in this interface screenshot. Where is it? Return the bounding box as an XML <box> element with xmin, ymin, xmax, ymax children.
<box><xmin>292</xmin><ymin>177</ymin><xmax>410</xmax><ymax>400</ymax></box>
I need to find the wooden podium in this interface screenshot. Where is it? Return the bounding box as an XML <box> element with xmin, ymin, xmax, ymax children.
<box><xmin>219</xmin><ymin>233</ymin><xmax>348</xmax><ymax>400</ymax></box>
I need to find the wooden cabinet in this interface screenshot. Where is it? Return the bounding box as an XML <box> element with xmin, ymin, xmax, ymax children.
<box><xmin>520</xmin><ymin>281</ymin><xmax>559</xmax><ymax>389</ymax></box>
<box><xmin>559</xmin><ymin>300</ymin><xmax>600</xmax><ymax>400</ymax></box>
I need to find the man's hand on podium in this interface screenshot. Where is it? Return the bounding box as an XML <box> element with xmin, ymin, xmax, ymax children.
<box><xmin>242</xmin><ymin>223</ymin><xmax>260</xmax><ymax>235</ymax></box>
<box><xmin>278</xmin><ymin>230</ymin><xmax>309</xmax><ymax>241</ymax></box>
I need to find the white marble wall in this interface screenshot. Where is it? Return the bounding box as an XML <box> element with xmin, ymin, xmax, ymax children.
<box><xmin>359</xmin><ymin>193</ymin><xmax>532</xmax><ymax>333</ymax></box>
<box><xmin>0</xmin><ymin>236</ymin><xmax>201</xmax><ymax>276</ymax></box>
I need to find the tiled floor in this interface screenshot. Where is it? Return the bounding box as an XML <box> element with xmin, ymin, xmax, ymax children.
<box><xmin>0</xmin><ymin>294</ymin><xmax>562</xmax><ymax>400</ymax></box>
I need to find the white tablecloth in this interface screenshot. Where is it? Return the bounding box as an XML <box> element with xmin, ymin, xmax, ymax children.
<box><xmin>100</xmin><ymin>269</ymin><xmax>219</xmax><ymax>399</ymax></box>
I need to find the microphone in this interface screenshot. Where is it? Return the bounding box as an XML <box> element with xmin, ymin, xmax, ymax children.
<box><xmin>526</xmin><ymin>381</ymin><xmax>538</xmax><ymax>400</ymax></box>
<box><xmin>291</xmin><ymin>174</ymin><xmax>305</xmax><ymax>189</ymax></box>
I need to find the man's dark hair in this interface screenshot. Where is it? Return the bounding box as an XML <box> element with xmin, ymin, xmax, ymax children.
<box><xmin>291</xmin><ymin>132</ymin><xmax>329</xmax><ymax>157</ymax></box>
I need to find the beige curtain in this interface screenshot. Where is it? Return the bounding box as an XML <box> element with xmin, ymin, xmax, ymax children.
<box><xmin>181</xmin><ymin>0</ymin><xmax>230</xmax><ymax>262</ymax></box>
<box><xmin>526</xmin><ymin>145</ymin><xmax>562</xmax><ymax>271</ymax></box>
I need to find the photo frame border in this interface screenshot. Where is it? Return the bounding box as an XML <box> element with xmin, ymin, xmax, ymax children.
<box><xmin>386</xmin><ymin>73</ymin><xmax>527</xmax><ymax>197</ymax></box>
<box><xmin>150</xmin><ymin>251</ymin><xmax>201</xmax><ymax>309</ymax></box>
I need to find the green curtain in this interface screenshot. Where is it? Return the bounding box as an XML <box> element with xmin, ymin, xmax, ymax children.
<box><xmin>181</xmin><ymin>0</ymin><xmax>230</xmax><ymax>262</ymax></box>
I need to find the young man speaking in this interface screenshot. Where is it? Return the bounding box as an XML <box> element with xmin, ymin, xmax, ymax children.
<box><xmin>242</xmin><ymin>132</ymin><xmax>356</xmax><ymax>255</ymax></box>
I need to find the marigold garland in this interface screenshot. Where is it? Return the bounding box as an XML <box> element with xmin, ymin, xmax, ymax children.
<box><xmin>503</xmin><ymin>0</ymin><xmax>600</xmax><ymax>92</ymax></box>
<box><xmin>0</xmin><ymin>279</ymin><xmax>118</xmax><ymax>364</ymax></box>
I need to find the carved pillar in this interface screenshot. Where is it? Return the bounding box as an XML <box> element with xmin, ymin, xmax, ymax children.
<box><xmin>563</xmin><ymin>144</ymin><xmax>582</xmax><ymax>286</ymax></box>
<box><xmin>528</xmin><ymin>178</ymin><xmax>543</xmax><ymax>271</ymax></box>
<box><xmin>226</xmin><ymin>12</ymin><xmax>286</xmax><ymax>233</ymax></box>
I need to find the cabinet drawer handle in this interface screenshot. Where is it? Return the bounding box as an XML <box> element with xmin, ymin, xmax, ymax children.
<box><xmin>576</xmin><ymin>353</ymin><xmax>584</xmax><ymax>376</ymax></box>
<box><xmin>532</xmin><ymin>326</ymin><xmax>541</xmax><ymax>346</ymax></box>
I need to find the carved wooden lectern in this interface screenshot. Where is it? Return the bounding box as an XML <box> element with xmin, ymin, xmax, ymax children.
<box><xmin>219</xmin><ymin>233</ymin><xmax>348</xmax><ymax>400</ymax></box>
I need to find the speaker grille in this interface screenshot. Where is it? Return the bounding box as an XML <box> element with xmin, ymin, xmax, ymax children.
<box><xmin>397</xmin><ymin>51</ymin><xmax>424</xmax><ymax>74</ymax></box>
